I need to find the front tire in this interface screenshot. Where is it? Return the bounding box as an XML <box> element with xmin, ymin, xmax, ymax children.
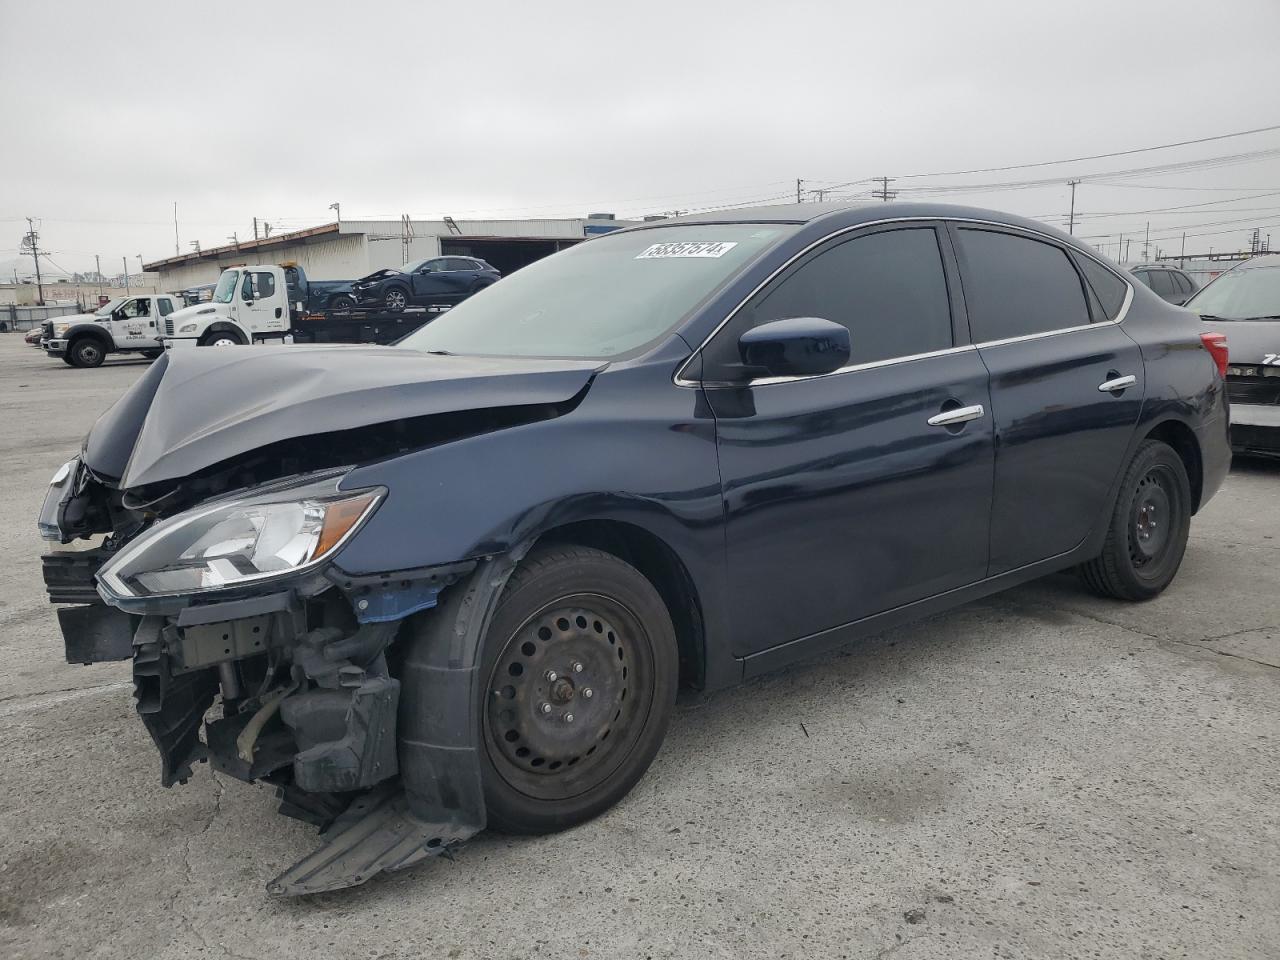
<box><xmin>329</xmin><ymin>294</ymin><xmax>354</xmax><ymax>309</ymax></box>
<box><xmin>1079</xmin><ymin>439</ymin><xmax>1191</xmax><ymax>601</ymax></box>
<box><xmin>383</xmin><ymin>287</ymin><xmax>409</xmax><ymax>311</ymax></box>
<box><xmin>478</xmin><ymin>545</ymin><xmax>678</xmax><ymax>835</ymax></box>
<box><xmin>68</xmin><ymin>338</ymin><xmax>106</xmax><ymax>368</ymax></box>
<box><xmin>198</xmin><ymin>329</ymin><xmax>245</xmax><ymax>347</ymax></box>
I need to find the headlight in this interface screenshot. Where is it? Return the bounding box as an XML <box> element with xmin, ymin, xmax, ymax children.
<box><xmin>97</xmin><ymin>479</ymin><xmax>383</xmax><ymax>599</ymax></box>
<box><xmin>52</xmin><ymin>322</ymin><xmax>70</xmax><ymax>336</ymax></box>
<box><xmin>178</xmin><ymin>322</ymin><xmax>197</xmax><ymax>333</ymax></box>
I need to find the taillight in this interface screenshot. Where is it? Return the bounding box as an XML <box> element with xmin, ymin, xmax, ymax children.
<box><xmin>1200</xmin><ymin>332</ymin><xmax>1228</xmax><ymax>378</ymax></box>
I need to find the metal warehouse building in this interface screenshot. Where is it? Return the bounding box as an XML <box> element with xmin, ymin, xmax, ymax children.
<box><xmin>144</xmin><ymin>214</ymin><xmax>637</xmax><ymax>292</ymax></box>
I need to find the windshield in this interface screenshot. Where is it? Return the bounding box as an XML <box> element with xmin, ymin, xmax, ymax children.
<box><xmin>399</xmin><ymin>224</ymin><xmax>789</xmax><ymax>358</ymax></box>
<box><xmin>212</xmin><ymin>270</ymin><xmax>240</xmax><ymax>304</ymax></box>
<box><xmin>1186</xmin><ymin>264</ymin><xmax>1280</xmax><ymax>320</ymax></box>
<box><xmin>93</xmin><ymin>297</ymin><xmax>128</xmax><ymax>317</ymax></box>
<box><xmin>397</xmin><ymin>260</ymin><xmax>424</xmax><ymax>274</ymax></box>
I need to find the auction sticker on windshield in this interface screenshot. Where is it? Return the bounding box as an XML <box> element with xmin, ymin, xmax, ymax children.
<box><xmin>635</xmin><ymin>241</ymin><xmax>739</xmax><ymax>259</ymax></box>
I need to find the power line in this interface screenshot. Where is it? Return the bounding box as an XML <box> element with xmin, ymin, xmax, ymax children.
<box><xmin>890</xmin><ymin>121</ymin><xmax>1280</xmax><ymax>180</ymax></box>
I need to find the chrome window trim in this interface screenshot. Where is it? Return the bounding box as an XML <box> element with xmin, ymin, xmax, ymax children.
<box><xmin>674</xmin><ymin>215</ymin><xmax>1135</xmax><ymax>388</ymax></box>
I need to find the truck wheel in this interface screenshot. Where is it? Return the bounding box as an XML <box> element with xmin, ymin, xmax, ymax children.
<box><xmin>384</xmin><ymin>287</ymin><xmax>409</xmax><ymax>311</ymax></box>
<box><xmin>1078</xmin><ymin>440</ymin><xmax>1191</xmax><ymax>601</ymax></box>
<box><xmin>199</xmin><ymin>329</ymin><xmax>245</xmax><ymax>347</ymax></box>
<box><xmin>476</xmin><ymin>545</ymin><xmax>678</xmax><ymax>835</ymax></box>
<box><xmin>68</xmin><ymin>338</ymin><xmax>106</xmax><ymax>368</ymax></box>
<box><xmin>329</xmin><ymin>294</ymin><xmax>354</xmax><ymax>309</ymax></box>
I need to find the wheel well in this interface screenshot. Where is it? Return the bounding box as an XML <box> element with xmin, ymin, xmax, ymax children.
<box><xmin>538</xmin><ymin>520</ymin><xmax>706</xmax><ymax>691</ymax></box>
<box><xmin>68</xmin><ymin>328</ymin><xmax>109</xmax><ymax>346</ymax></box>
<box><xmin>201</xmin><ymin>322</ymin><xmax>246</xmax><ymax>344</ymax></box>
<box><xmin>1145</xmin><ymin>419</ymin><xmax>1203</xmax><ymax>512</ymax></box>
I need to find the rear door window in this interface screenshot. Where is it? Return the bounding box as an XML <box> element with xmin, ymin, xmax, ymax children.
<box><xmin>704</xmin><ymin>226</ymin><xmax>954</xmax><ymax>378</ymax></box>
<box><xmin>955</xmin><ymin>228</ymin><xmax>1091</xmax><ymax>341</ymax></box>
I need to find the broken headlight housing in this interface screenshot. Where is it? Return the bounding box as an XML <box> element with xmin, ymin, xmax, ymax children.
<box><xmin>97</xmin><ymin>477</ymin><xmax>383</xmax><ymax>599</ymax></box>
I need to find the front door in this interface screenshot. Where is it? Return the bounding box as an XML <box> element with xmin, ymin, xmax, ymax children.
<box><xmin>949</xmin><ymin>225</ymin><xmax>1144</xmax><ymax>574</ymax></box>
<box><xmin>110</xmin><ymin>296</ymin><xmax>157</xmax><ymax>346</ymax></box>
<box><xmin>700</xmin><ymin>223</ymin><xmax>995</xmax><ymax>658</ymax></box>
<box><xmin>237</xmin><ymin>269</ymin><xmax>286</xmax><ymax>335</ymax></box>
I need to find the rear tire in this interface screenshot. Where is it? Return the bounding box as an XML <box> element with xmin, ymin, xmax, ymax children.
<box><xmin>478</xmin><ymin>545</ymin><xmax>678</xmax><ymax>835</ymax></box>
<box><xmin>1078</xmin><ymin>439</ymin><xmax>1191</xmax><ymax>601</ymax></box>
<box><xmin>68</xmin><ymin>338</ymin><xmax>106</xmax><ymax>368</ymax></box>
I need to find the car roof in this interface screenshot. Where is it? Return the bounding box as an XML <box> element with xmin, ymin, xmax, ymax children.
<box><xmin>628</xmin><ymin>201</ymin><xmax>1105</xmax><ymax>254</ymax></box>
<box><xmin>1228</xmin><ymin>255</ymin><xmax>1280</xmax><ymax>272</ymax></box>
<box><xmin>1128</xmin><ymin>263</ymin><xmax>1186</xmax><ymax>272</ymax></box>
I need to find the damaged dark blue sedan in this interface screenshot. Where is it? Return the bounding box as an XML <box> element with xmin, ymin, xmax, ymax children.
<box><xmin>40</xmin><ymin>203</ymin><xmax>1232</xmax><ymax>895</ymax></box>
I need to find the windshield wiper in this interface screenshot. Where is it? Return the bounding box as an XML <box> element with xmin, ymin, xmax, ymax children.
<box><xmin>425</xmin><ymin>349</ymin><xmax>452</xmax><ymax>356</ymax></box>
<box><xmin>1240</xmin><ymin>315</ymin><xmax>1280</xmax><ymax>321</ymax></box>
<box><xmin>1195</xmin><ymin>314</ymin><xmax>1231</xmax><ymax>321</ymax></box>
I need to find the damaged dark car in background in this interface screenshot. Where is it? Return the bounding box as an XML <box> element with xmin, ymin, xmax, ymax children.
<box><xmin>40</xmin><ymin>203</ymin><xmax>1231</xmax><ymax>896</ymax></box>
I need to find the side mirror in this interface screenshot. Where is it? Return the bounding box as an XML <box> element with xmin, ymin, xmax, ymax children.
<box><xmin>738</xmin><ymin>317</ymin><xmax>851</xmax><ymax>379</ymax></box>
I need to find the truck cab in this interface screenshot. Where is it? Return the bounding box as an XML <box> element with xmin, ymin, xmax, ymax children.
<box><xmin>45</xmin><ymin>294</ymin><xmax>178</xmax><ymax>367</ymax></box>
<box><xmin>163</xmin><ymin>265</ymin><xmax>296</xmax><ymax>346</ymax></box>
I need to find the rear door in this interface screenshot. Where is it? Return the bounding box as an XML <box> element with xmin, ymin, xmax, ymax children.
<box><xmin>703</xmin><ymin>222</ymin><xmax>995</xmax><ymax>657</ymax></box>
<box><xmin>950</xmin><ymin>225</ymin><xmax>1143</xmax><ymax>574</ymax></box>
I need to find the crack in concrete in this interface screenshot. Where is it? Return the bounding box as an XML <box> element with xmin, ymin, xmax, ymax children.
<box><xmin>0</xmin><ymin>680</ymin><xmax>128</xmax><ymax>705</ymax></box>
<box><xmin>0</xmin><ymin>681</ymin><xmax>131</xmax><ymax>718</ymax></box>
<box><xmin>992</xmin><ymin>598</ymin><xmax>1280</xmax><ymax>672</ymax></box>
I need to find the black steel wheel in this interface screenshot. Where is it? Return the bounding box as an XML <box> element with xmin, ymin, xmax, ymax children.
<box><xmin>479</xmin><ymin>545</ymin><xmax>678</xmax><ymax>834</ymax></box>
<box><xmin>68</xmin><ymin>337</ymin><xmax>105</xmax><ymax>368</ymax></box>
<box><xmin>383</xmin><ymin>286</ymin><xmax>409</xmax><ymax>311</ymax></box>
<box><xmin>1079</xmin><ymin>439</ymin><xmax>1191</xmax><ymax>601</ymax></box>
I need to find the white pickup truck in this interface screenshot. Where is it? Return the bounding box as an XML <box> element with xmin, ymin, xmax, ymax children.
<box><xmin>44</xmin><ymin>294</ymin><xmax>180</xmax><ymax>367</ymax></box>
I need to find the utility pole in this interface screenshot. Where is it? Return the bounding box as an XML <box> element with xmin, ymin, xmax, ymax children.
<box><xmin>190</xmin><ymin>240</ymin><xmax>201</xmax><ymax>255</ymax></box>
<box><xmin>253</xmin><ymin>217</ymin><xmax>260</xmax><ymax>242</ymax></box>
<box><xmin>401</xmin><ymin>214</ymin><xmax>414</xmax><ymax>262</ymax></box>
<box><xmin>95</xmin><ymin>254</ymin><xmax>103</xmax><ymax>302</ymax></box>
<box><xmin>1143</xmin><ymin>222</ymin><xmax>1150</xmax><ymax>261</ymax></box>
<box><xmin>123</xmin><ymin>256</ymin><xmax>129</xmax><ymax>294</ymax></box>
<box><xmin>329</xmin><ymin>201</ymin><xmax>341</xmax><ymax>225</ymax></box>
<box><xmin>1180</xmin><ymin>232</ymin><xmax>1186</xmax><ymax>267</ymax></box>
<box><xmin>228</xmin><ymin>233</ymin><xmax>239</xmax><ymax>251</ymax></box>
<box><xmin>1116</xmin><ymin>233</ymin><xmax>1123</xmax><ymax>265</ymax></box>
<box><xmin>872</xmin><ymin>177</ymin><xmax>897</xmax><ymax>202</ymax></box>
<box><xmin>173</xmin><ymin>201</ymin><xmax>179</xmax><ymax>255</ymax></box>
<box><xmin>24</xmin><ymin>217</ymin><xmax>45</xmax><ymax>304</ymax></box>
<box><xmin>1124</xmin><ymin>238</ymin><xmax>1131</xmax><ymax>261</ymax></box>
<box><xmin>137</xmin><ymin>255</ymin><xmax>144</xmax><ymax>288</ymax></box>
<box><xmin>795</xmin><ymin>179</ymin><xmax>804</xmax><ymax>204</ymax></box>
<box><xmin>1067</xmin><ymin>179</ymin><xmax>1080</xmax><ymax>234</ymax></box>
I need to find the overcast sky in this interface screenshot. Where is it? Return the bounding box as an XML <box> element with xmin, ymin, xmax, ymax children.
<box><xmin>3</xmin><ymin>0</ymin><xmax>1280</xmax><ymax>278</ymax></box>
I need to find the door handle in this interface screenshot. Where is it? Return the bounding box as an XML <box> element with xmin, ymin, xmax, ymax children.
<box><xmin>927</xmin><ymin>404</ymin><xmax>985</xmax><ymax>427</ymax></box>
<box><xmin>1098</xmin><ymin>374</ymin><xmax>1137</xmax><ymax>393</ymax></box>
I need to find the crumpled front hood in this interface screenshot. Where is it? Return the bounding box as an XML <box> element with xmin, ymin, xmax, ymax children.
<box><xmin>1200</xmin><ymin>317</ymin><xmax>1280</xmax><ymax>363</ymax></box>
<box><xmin>84</xmin><ymin>344</ymin><xmax>602</xmax><ymax>490</ymax></box>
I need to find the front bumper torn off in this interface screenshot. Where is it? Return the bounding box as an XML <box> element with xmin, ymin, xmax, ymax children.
<box><xmin>44</xmin><ymin>546</ymin><xmax>501</xmax><ymax>896</ymax></box>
